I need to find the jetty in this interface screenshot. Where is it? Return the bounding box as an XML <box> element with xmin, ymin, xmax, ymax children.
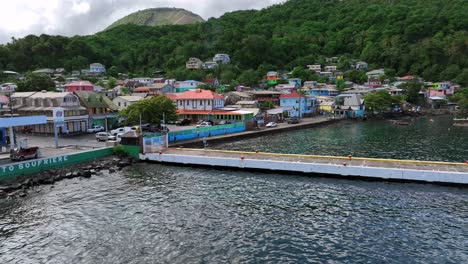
<box><xmin>141</xmin><ymin>148</ymin><xmax>468</xmax><ymax>185</ymax></box>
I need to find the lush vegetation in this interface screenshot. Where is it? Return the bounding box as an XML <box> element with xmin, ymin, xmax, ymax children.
<box><xmin>106</xmin><ymin>8</ymin><xmax>204</xmax><ymax>30</ymax></box>
<box><xmin>119</xmin><ymin>96</ymin><xmax>177</xmax><ymax>125</ymax></box>
<box><xmin>0</xmin><ymin>0</ymin><xmax>467</xmax><ymax>86</ymax></box>
<box><xmin>451</xmin><ymin>88</ymin><xmax>468</xmax><ymax>114</ymax></box>
<box><xmin>364</xmin><ymin>90</ymin><xmax>402</xmax><ymax>113</ymax></box>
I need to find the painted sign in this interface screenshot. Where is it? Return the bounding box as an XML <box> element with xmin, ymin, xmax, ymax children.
<box><xmin>53</xmin><ymin>107</ymin><xmax>65</xmax><ymax>122</ymax></box>
<box><xmin>1</xmin><ymin>155</ymin><xmax>69</xmax><ymax>173</ymax></box>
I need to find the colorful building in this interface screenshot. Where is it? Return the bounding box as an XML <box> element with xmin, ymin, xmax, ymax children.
<box><xmin>64</xmin><ymin>81</ymin><xmax>94</xmax><ymax>92</ymax></box>
<box><xmin>267</xmin><ymin>71</ymin><xmax>278</xmax><ymax>85</ymax></box>
<box><xmin>175</xmin><ymin>80</ymin><xmax>203</xmax><ymax>93</ymax></box>
<box><xmin>75</xmin><ymin>91</ymin><xmax>119</xmax><ymax>128</ymax></box>
<box><xmin>279</xmin><ymin>91</ymin><xmax>317</xmax><ymax>117</ymax></box>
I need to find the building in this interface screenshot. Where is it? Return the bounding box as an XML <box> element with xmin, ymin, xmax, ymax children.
<box><xmin>213</xmin><ymin>54</ymin><xmax>230</xmax><ymax>64</ymax></box>
<box><xmin>132</xmin><ymin>78</ymin><xmax>154</xmax><ymax>87</ymax></box>
<box><xmin>324</xmin><ymin>66</ymin><xmax>337</xmax><ymax>72</ymax></box>
<box><xmin>288</xmin><ymin>78</ymin><xmax>302</xmax><ymax>87</ymax></box>
<box><xmin>175</xmin><ymin>80</ymin><xmax>202</xmax><ymax>93</ymax></box>
<box><xmin>175</xmin><ymin>89</ymin><xmax>224</xmax><ymax>111</ymax></box>
<box><xmin>245</xmin><ymin>90</ymin><xmax>283</xmax><ymax>106</ymax></box>
<box><xmin>90</xmin><ymin>63</ymin><xmax>106</xmax><ymax>74</ymax></box>
<box><xmin>275</xmin><ymin>84</ymin><xmax>297</xmax><ymax>93</ymax></box>
<box><xmin>279</xmin><ymin>91</ymin><xmax>317</xmax><ymax>118</ymax></box>
<box><xmin>113</xmin><ymin>96</ymin><xmax>145</xmax><ymax>110</ymax></box>
<box><xmin>186</xmin><ymin>57</ymin><xmax>203</xmax><ymax>69</ymax></box>
<box><xmin>356</xmin><ymin>61</ymin><xmax>368</xmax><ymax>70</ymax></box>
<box><xmin>426</xmin><ymin>82</ymin><xmax>455</xmax><ymax>99</ymax></box>
<box><xmin>202</xmin><ymin>61</ymin><xmax>218</xmax><ymax>69</ymax></box>
<box><xmin>64</xmin><ymin>81</ymin><xmax>94</xmax><ymax>92</ymax></box>
<box><xmin>75</xmin><ymin>91</ymin><xmax>118</xmax><ymax>128</ymax></box>
<box><xmin>267</xmin><ymin>71</ymin><xmax>278</xmax><ymax>85</ymax></box>
<box><xmin>335</xmin><ymin>94</ymin><xmax>365</xmax><ymax>118</ymax></box>
<box><xmin>309</xmin><ymin>86</ymin><xmax>339</xmax><ymax>96</ymax></box>
<box><xmin>307</xmin><ymin>65</ymin><xmax>322</xmax><ymax>72</ymax></box>
<box><xmin>11</xmin><ymin>91</ymin><xmax>89</xmax><ymax>134</ymax></box>
<box><xmin>366</xmin><ymin>69</ymin><xmax>385</xmax><ymax>88</ymax></box>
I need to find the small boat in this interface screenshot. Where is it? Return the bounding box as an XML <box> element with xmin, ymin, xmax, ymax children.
<box><xmin>393</xmin><ymin>121</ymin><xmax>410</xmax><ymax>126</ymax></box>
<box><xmin>453</xmin><ymin>118</ymin><xmax>468</xmax><ymax>127</ymax></box>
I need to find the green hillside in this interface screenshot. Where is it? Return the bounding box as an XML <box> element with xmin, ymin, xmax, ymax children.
<box><xmin>0</xmin><ymin>0</ymin><xmax>467</xmax><ymax>85</ymax></box>
<box><xmin>106</xmin><ymin>8</ymin><xmax>204</xmax><ymax>29</ymax></box>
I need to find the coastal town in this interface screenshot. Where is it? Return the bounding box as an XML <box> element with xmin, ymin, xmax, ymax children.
<box><xmin>0</xmin><ymin>54</ymin><xmax>465</xmax><ymax>142</ymax></box>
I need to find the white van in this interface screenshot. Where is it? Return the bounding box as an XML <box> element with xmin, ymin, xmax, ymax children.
<box><xmin>110</xmin><ymin>126</ymin><xmax>136</xmax><ymax>136</ymax></box>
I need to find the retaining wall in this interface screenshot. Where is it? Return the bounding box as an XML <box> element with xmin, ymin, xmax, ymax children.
<box><xmin>0</xmin><ymin>147</ymin><xmax>113</xmax><ymax>181</ymax></box>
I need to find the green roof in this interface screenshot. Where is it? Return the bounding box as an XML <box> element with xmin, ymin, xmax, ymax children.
<box><xmin>75</xmin><ymin>91</ymin><xmax>118</xmax><ymax>110</ymax></box>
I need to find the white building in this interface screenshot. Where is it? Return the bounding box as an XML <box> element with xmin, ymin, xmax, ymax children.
<box><xmin>324</xmin><ymin>65</ymin><xmax>337</xmax><ymax>72</ymax></box>
<box><xmin>113</xmin><ymin>96</ymin><xmax>145</xmax><ymax>110</ymax></box>
<box><xmin>307</xmin><ymin>65</ymin><xmax>322</xmax><ymax>72</ymax></box>
<box><xmin>132</xmin><ymin>78</ymin><xmax>154</xmax><ymax>86</ymax></box>
<box><xmin>90</xmin><ymin>63</ymin><xmax>106</xmax><ymax>74</ymax></box>
<box><xmin>186</xmin><ymin>57</ymin><xmax>203</xmax><ymax>69</ymax></box>
<box><xmin>203</xmin><ymin>61</ymin><xmax>218</xmax><ymax>69</ymax></box>
<box><xmin>175</xmin><ymin>89</ymin><xmax>224</xmax><ymax>111</ymax></box>
<box><xmin>213</xmin><ymin>54</ymin><xmax>231</xmax><ymax>64</ymax></box>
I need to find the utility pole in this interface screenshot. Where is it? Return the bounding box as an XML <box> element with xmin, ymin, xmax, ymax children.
<box><xmin>7</xmin><ymin>92</ymin><xmax>16</xmax><ymax>149</ymax></box>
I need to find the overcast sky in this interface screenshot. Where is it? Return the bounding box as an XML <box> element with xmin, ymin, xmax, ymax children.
<box><xmin>0</xmin><ymin>0</ymin><xmax>284</xmax><ymax>44</ymax></box>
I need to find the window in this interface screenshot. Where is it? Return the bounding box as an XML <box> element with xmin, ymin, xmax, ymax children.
<box><xmin>179</xmin><ymin>101</ymin><xmax>183</xmax><ymax>106</ymax></box>
<box><xmin>124</xmin><ymin>102</ymin><xmax>127</xmax><ymax>107</ymax></box>
<box><xmin>118</xmin><ymin>102</ymin><xmax>121</xmax><ymax>107</ymax></box>
<box><xmin>200</xmin><ymin>101</ymin><xmax>203</xmax><ymax>106</ymax></box>
<box><xmin>208</xmin><ymin>100</ymin><xmax>210</xmax><ymax>106</ymax></box>
<box><xmin>187</xmin><ymin>100</ymin><xmax>190</xmax><ymax>106</ymax></box>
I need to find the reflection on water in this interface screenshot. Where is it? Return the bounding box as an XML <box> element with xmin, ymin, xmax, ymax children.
<box><xmin>0</xmin><ymin>164</ymin><xmax>467</xmax><ymax>263</ymax></box>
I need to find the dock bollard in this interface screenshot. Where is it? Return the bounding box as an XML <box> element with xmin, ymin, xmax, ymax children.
<box><xmin>241</xmin><ymin>156</ymin><xmax>245</xmax><ymax>160</ymax></box>
<box><xmin>343</xmin><ymin>163</ymin><xmax>347</xmax><ymax>167</ymax></box>
<box><xmin>348</xmin><ymin>155</ymin><xmax>352</xmax><ymax>160</ymax></box>
<box><xmin>255</xmin><ymin>150</ymin><xmax>259</xmax><ymax>153</ymax></box>
<box><xmin>465</xmin><ymin>161</ymin><xmax>468</xmax><ymax>165</ymax></box>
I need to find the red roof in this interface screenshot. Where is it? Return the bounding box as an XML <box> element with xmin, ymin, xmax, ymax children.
<box><xmin>64</xmin><ymin>81</ymin><xmax>94</xmax><ymax>87</ymax></box>
<box><xmin>134</xmin><ymin>86</ymin><xmax>152</xmax><ymax>92</ymax></box>
<box><xmin>400</xmin><ymin>76</ymin><xmax>414</xmax><ymax>80</ymax></box>
<box><xmin>163</xmin><ymin>93</ymin><xmax>178</xmax><ymax>100</ymax></box>
<box><xmin>176</xmin><ymin>89</ymin><xmax>224</xmax><ymax>100</ymax></box>
<box><xmin>280</xmin><ymin>91</ymin><xmax>306</xmax><ymax>98</ymax></box>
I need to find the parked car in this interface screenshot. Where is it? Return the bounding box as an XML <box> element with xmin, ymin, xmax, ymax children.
<box><xmin>141</xmin><ymin>123</ymin><xmax>158</xmax><ymax>132</ymax></box>
<box><xmin>110</xmin><ymin>126</ymin><xmax>136</xmax><ymax>136</ymax></box>
<box><xmin>96</xmin><ymin>132</ymin><xmax>116</xmax><ymax>142</ymax></box>
<box><xmin>87</xmin><ymin>125</ymin><xmax>105</xmax><ymax>133</ymax></box>
<box><xmin>196</xmin><ymin>122</ymin><xmax>213</xmax><ymax>128</ymax></box>
<box><xmin>10</xmin><ymin>146</ymin><xmax>39</xmax><ymax>161</ymax></box>
<box><xmin>265</xmin><ymin>122</ymin><xmax>278</xmax><ymax>128</ymax></box>
<box><xmin>116</xmin><ymin>133</ymin><xmax>124</xmax><ymax>142</ymax></box>
<box><xmin>286</xmin><ymin>118</ymin><xmax>300</xmax><ymax>124</ymax></box>
<box><xmin>175</xmin><ymin>119</ymin><xmax>191</xmax><ymax>126</ymax></box>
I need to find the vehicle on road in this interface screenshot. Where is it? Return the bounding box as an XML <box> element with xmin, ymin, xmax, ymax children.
<box><xmin>110</xmin><ymin>126</ymin><xmax>136</xmax><ymax>136</ymax></box>
<box><xmin>10</xmin><ymin>146</ymin><xmax>39</xmax><ymax>161</ymax></box>
<box><xmin>175</xmin><ymin>119</ymin><xmax>191</xmax><ymax>126</ymax></box>
<box><xmin>286</xmin><ymin>118</ymin><xmax>300</xmax><ymax>124</ymax></box>
<box><xmin>95</xmin><ymin>132</ymin><xmax>116</xmax><ymax>142</ymax></box>
<box><xmin>141</xmin><ymin>123</ymin><xmax>159</xmax><ymax>132</ymax></box>
<box><xmin>265</xmin><ymin>122</ymin><xmax>278</xmax><ymax>128</ymax></box>
<box><xmin>87</xmin><ymin>125</ymin><xmax>105</xmax><ymax>133</ymax></box>
<box><xmin>196</xmin><ymin>122</ymin><xmax>213</xmax><ymax>128</ymax></box>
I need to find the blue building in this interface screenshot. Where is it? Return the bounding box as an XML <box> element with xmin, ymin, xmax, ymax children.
<box><xmin>309</xmin><ymin>87</ymin><xmax>339</xmax><ymax>96</ymax></box>
<box><xmin>90</xmin><ymin>63</ymin><xmax>106</xmax><ymax>74</ymax></box>
<box><xmin>288</xmin><ymin>78</ymin><xmax>302</xmax><ymax>88</ymax></box>
<box><xmin>335</xmin><ymin>94</ymin><xmax>366</xmax><ymax>118</ymax></box>
<box><xmin>279</xmin><ymin>91</ymin><xmax>317</xmax><ymax>117</ymax></box>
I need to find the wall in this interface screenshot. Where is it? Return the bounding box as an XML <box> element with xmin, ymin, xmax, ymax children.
<box><xmin>142</xmin><ymin>153</ymin><xmax>468</xmax><ymax>185</ymax></box>
<box><xmin>0</xmin><ymin>147</ymin><xmax>113</xmax><ymax>181</ymax></box>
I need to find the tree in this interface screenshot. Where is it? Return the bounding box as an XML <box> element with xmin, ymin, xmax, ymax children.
<box><xmin>107</xmin><ymin>77</ymin><xmax>117</xmax><ymax>89</ymax></box>
<box><xmin>119</xmin><ymin>96</ymin><xmax>177</xmax><ymax>125</ymax></box>
<box><xmin>401</xmin><ymin>80</ymin><xmax>423</xmax><ymax>104</ymax></box>
<box><xmin>451</xmin><ymin>88</ymin><xmax>468</xmax><ymax>115</ymax></box>
<box><xmin>291</xmin><ymin>66</ymin><xmax>313</xmax><ymax>82</ymax></box>
<box><xmin>345</xmin><ymin>70</ymin><xmax>367</xmax><ymax>84</ymax></box>
<box><xmin>364</xmin><ymin>90</ymin><xmax>400</xmax><ymax>113</ymax></box>
<box><xmin>17</xmin><ymin>73</ymin><xmax>56</xmax><ymax>92</ymax></box>
<box><xmin>107</xmin><ymin>66</ymin><xmax>119</xmax><ymax>78</ymax></box>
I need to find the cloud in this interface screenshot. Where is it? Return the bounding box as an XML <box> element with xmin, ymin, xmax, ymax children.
<box><xmin>0</xmin><ymin>0</ymin><xmax>284</xmax><ymax>44</ymax></box>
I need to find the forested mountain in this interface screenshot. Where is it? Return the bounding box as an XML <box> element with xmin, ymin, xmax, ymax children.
<box><xmin>0</xmin><ymin>0</ymin><xmax>467</xmax><ymax>85</ymax></box>
<box><xmin>106</xmin><ymin>8</ymin><xmax>204</xmax><ymax>30</ymax></box>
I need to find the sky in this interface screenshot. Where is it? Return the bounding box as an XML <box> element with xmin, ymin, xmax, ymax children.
<box><xmin>0</xmin><ymin>0</ymin><xmax>284</xmax><ymax>44</ymax></box>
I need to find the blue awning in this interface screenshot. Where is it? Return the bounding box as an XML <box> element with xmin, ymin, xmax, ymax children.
<box><xmin>0</xmin><ymin>116</ymin><xmax>47</xmax><ymax>127</ymax></box>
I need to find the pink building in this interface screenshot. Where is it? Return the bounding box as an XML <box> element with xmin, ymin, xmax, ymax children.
<box><xmin>64</xmin><ymin>81</ymin><xmax>94</xmax><ymax>92</ymax></box>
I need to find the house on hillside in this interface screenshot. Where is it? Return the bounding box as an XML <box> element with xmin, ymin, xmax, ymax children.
<box><xmin>90</xmin><ymin>63</ymin><xmax>106</xmax><ymax>75</ymax></box>
<box><xmin>280</xmin><ymin>91</ymin><xmax>317</xmax><ymax>118</ymax></box>
<box><xmin>64</xmin><ymin>81</ymin><xmax>94</xmax><ymax>92</ymax></box>
<box><xmin>175</xmin><ymin>80</ymin><xmax>202</xmax><ymax>93</ymax></box>
<box><xmin>356</xmin><ymin>61</ymin><xmax>368</xmax><ymax>71</ymax></box>
<box><xmin>186</xmin><ymin>57</ymin><xmax>203</xmax><ymax>69</ymax></box>
<box><xmin>202</xmin><ymin>61</ymin><xmax>218</xmax><ymax>69</ymax></box>
<box><xmin>307</xmin><ymin>65</ymin><xmax>321</xmax><ymax>72</ymax></box>
<box><xmin>113</xmin><ymin>96</ymin><xmax>145</xmax><ymax>110</ymax></box>
<box><xmin>324</xmin><ymin>66</ymin><xmax>337</xmax><ymax>72</ymax></box>
<box><xmin>366</xmin><ymin>69</ymin><xmax>385</xmax><ymax>88</ymax></box>
<box><xmin>213</xmin><ymin>54</ymin><xmax>230</xmax><ymax>64</ymax></box>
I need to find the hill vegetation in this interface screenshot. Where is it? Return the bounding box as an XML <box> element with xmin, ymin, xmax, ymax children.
<box><xmin>0</xmin><ymin>0</ymin><xmax>467</xmax><ymax>85</ymax></box>
<box><xmin>106</xmin><ymin>8</ymin><xmax>204</xmax><ymax>30</ymax></box>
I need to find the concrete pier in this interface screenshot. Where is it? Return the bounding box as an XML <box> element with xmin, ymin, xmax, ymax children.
<box><xmin>141</xmin><ymin>148</ymin><xmax>468</xmax><ymax>185</ymax></box>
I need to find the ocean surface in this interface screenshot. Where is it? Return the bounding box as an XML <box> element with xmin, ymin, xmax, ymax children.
<box><xmin>0</xmin><ymin>116</ymin><xmax>467</xmax><ymax>263</ymax></box>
